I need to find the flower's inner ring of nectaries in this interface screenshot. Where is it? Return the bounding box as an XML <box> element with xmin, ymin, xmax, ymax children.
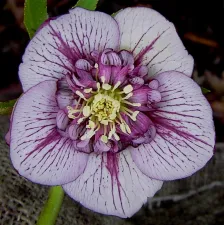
<box><xmin>58</xmin><ymin>48</ymin><xmax>163</xmax><ymax>153</ymax></box>
<box><xmin>67</xmin><ymin>76</ymin><xmax>140</xmax><ymax>144</ymax></box>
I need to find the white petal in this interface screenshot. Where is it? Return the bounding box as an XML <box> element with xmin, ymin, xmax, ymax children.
<box><xmin>10</xmin><ymin>81</ymin><xmax>88</xmax><ymax>185</ymax></box>
<box><xmin>115</xmin><ymin>7</ymin><xmax>193</xmax><ymax>78</ymax></box>
<box><xmin>20</xmin><ymin>8</ymin><xmax>120</xmax><ymax>91</ymax></box>
<box><xmin>63</xmin><ymin>151</ymin><xmax>163</xmax><ymax>218</ymax></box>
<box><xmin>130</xmin><ymin>71</ymin><xmax>215</xmax><ymax>180</ymax></box>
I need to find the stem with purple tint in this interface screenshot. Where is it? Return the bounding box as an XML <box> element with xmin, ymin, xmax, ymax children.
<box><xmin>36</xmin><ymin>186</ymin><xmax>64</xmax><ymax>225</ymax></box>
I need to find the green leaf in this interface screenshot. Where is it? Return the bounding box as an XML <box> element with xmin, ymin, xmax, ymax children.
<box><xmin>74</xmin><ymin>0</ymin><xmax>99</xmax><ymax>10</ymax></box>
<box><xmin>201</xmin><ymin>87</ymin><xmax>211</xmax><ymax>94</ymax></box>
<box><xmin>0</xmin><ymin>99</ymin><xmax>17</xmax><ymax>115</ymax></box>
<box><xmin>24</xmin><ymin>0</ymin><xmax>48</xmax><ymax>38</ymax></box>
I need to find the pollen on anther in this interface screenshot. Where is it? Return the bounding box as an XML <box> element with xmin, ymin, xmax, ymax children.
<box><xmin>101</xmin><ymin>135</ymin><xmax>108</xmax><ymax>143</ymax></box>
<box><xmin>123</xmin><ymin>85</ymin><xmax>133</xmax><ymax>94</ymax></box>
<box><xmin>83</xmin><ymin>106</ymin><xmax>91</xmax><ymax>117</ymax></box>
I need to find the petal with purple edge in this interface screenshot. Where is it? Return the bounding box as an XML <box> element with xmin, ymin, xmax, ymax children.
<box><xmin>10</xmin><ymin>80</ymin><xmax>88</xmax><ymax>185</ymax></box>
<box><xmin>20</xmin><ymin>8</ymin><xmax>120</xmax><ymax>91</ymax></box>
<box><xmin>63</xmin><ymin>151</ymin><xmax>163</xmax><ymax>218</ymax></box>
<box><xmin>115</xmin><ymin>7</ymin><xmax>193</xmax><ymax>78</ymax></box>
<box><xmin>130</xmin><ymin>71</ymin><xmax>215</xmax><ymax>181</ymax></box>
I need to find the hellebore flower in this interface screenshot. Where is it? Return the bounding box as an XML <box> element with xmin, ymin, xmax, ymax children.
<box><xmin>8</xmin><ymin>7</ymin><xmax>215</xmax><ymax>217</ymax></box>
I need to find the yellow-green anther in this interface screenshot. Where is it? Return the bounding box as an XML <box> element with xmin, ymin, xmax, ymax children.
<box><xmin>101</xmin><ymin>135</ymin><xmax>108</xmax><ymax>143</ymax></box>
<box><xmin>84</xmin><ymin>88</ymin><xmax>92</xmax><ymax>93</ymax></box>
<box><xmin>123</xmin><ymin>85</ymin><xmax>133</xmax><ymax>94</ymax></box>
<box><xmin>83</xmin><ymin>106</ymin><xmax>91</xmax><ymax>117</ymax></box>
<box><xmin>102</xmin><ymin>83</ymin><xmax>111</xmax><ymax>90</ymax></box>
<box><xmin>86</xmin><ymin>120</ymin><xmax>95</xmax><ymax>129</ymax></box>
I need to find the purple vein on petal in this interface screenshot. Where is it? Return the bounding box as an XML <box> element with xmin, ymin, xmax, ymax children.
<box><xmin>134</xmin><ymin>28</ymin><xmax>169</xmax><ymax>66</ymax></box>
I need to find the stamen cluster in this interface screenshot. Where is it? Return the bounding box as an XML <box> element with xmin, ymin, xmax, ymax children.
<box><xmin>67</xmin><ymin>74</ymin><xmax>140</xmax><ymax>144</ymax></box>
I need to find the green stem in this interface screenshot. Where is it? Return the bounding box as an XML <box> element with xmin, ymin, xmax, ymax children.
<box><xmin>36</xmin><ymin>186</ymin><xmax>64</xmax><ymax>225</ymax></box>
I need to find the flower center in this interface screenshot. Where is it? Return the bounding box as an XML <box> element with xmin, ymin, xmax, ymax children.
<box><xmin>91</xmin><ymin>93</ymin><xmax>120</xmax><ymax>125</ymax></box>
<box><xmin>67</xmin><ymin>78</ymin><xmax>141</xmax><ymax>144</ymax></box>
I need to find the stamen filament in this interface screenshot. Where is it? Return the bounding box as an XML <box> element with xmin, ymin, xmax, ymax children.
<box><xmin>76</xmin><ymin>91</ymin><xmax>88</xmax><ymax>101</ymax></box>
<box><xmin>112</xmin><ymin>81</ymin><xmax>121</xmax><ymax>91</ymax></box>
<box><xmin>123</xmin><ymin>100</ymin><xmax>141</xmax><ymax>107</ymax></box>
<box><xmin>122</xmin><ymin>92</ymin><xmax>133</xmax><ymax>100</ymax></box>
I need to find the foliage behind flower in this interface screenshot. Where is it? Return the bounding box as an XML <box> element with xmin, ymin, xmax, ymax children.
<box><xmin>7</xmin><ymin>7</ymin><xmax>215</xmax><ymax>217</ymax></box>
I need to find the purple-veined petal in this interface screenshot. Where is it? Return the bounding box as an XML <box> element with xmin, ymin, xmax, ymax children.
<box><xmin>98</xmin><ymin>63</ymin><xmax>112</xmax><ymax>83</ymax></box>
<box><xmin>129</xmin><ymin>85</ymin><xmax>150</xmax><ymax>104</ymax></box>
<box><xmin>63</xmin><ymin>150</ymin><xmax>163</xmax><ymax>218</ymax></box>
<box><xmin>10</xmin><ymin>80</ymin><xmax>88</xmax><ymax>185</ymax></box>
<box><xmin>67</xmin><ymin>123</ymin><xmax>85</xmax><ymax>141</ymax></box>
<box><xmin>115</xmin><ymin>7</ymin><xmax>193</xmax><ymax>78</ymax></box>
<box><xmin>75</xmin><ymin>59</ymin><xmax>92</xmax><ymax>71</ymax></box>
<box><xmin>128</xmin><ymin>112</ymin><xmax>153</xmax><ymax>137</ymax></box>
<box><xmin>20</xmin><ymin>8</ymin><xmax>120</xmax><ymax>91</ymax></box>
<box><xmin>56</xmin><ymin>77</ymin><xmax>76</xmax><ymax>109</ymax></box>
<box><xmin>129</xmin><ymin>65</ymin><xmax>148</xmax><ymax>78</ymax></box>
<box><xmin>117</xmin><ymin>112</ymin><xmax>155</xmax><ymax>146</ymax></box>
<box><xmin>132</xmin><ymin>125</ymin><xmax>156</xmax><ymax>145</ymax></box>
<box><xmin>102</xmin><ymin>51</ymin><xmax>122</xmax><ymax>66</ymax></box>
<box><xmin>147</xmin><ymin>89</ymin><xmax>162</xmax><ymax>103</ymax></box>
<box><xmin>74</xmin><ymin>140</ymin><xmax>92</xmax><ymax>153</ymax></box>
<box><xmin>93</xmin><ymin>139</ymin><xmax>112</xmax><ymax>153</ymax></box>
<box><xmin>75</xmin><ymin>59</ymin><xmax>97</xmax><ymax>87</ymax></box>
<box><xmin>56</xmin><ymin>109</ymin><xmax>69</xmax><ymax>130</ymax></box>
<box><xmin>148</xmin><ymin>79</ymin><xmax>159</xmax><ymax>89</ymax></box>
<box><xmin>130</xmin><ymin>71</ymin><xmax>215</xmax><ymax>180</ymax></box>
<box><xmin>56</xmin><ymin>89</ymin><xmax>76</xmax><ymax>109</ymax></box>
<box><xmin>129</xmin><ymin>77</ymin><xmax>144</xmax><ymax>89</ymax></box>
<box><xmin>119</xmin><ymin>50</ymin><xmax>134</xmax><ymax>66</ymax></box>
<box><xmin>98</xmin><ymin>50</ymin><xmax>122</xmax><ymax>83</ymax></box>
<box><xmin>110</xmin><ymin>66</ymin><xmax>129</xmax><ymax>85</ymax></box>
